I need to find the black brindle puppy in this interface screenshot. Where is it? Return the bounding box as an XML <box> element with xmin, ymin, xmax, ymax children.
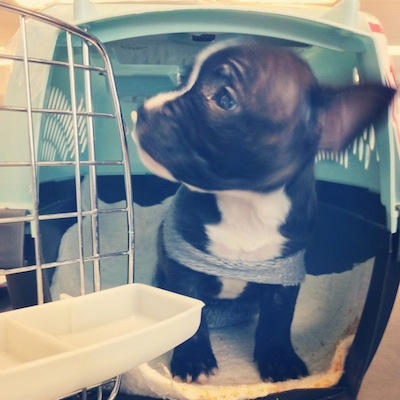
<box><xmin>132</xmin><ymin>40</ymin><xmax>395</xmax><ymax>383</ymax></box>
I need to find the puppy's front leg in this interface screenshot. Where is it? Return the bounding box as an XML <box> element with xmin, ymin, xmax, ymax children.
<box><xmin>155</xmin><ymin>242</ymin><xmax>219</xmax><ymax>383</ymax></box>
<box><xmin>254</xmin><ymin>284</ymin><xmax>308</xmax><ymax>382</ymax></box>
<box><xmin>171</xmin><ymin>311</ymin><xmax>218</xmax><ymax>383</ymax></box>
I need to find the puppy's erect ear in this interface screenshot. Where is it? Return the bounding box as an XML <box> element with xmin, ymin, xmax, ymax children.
<box><xmin>317</xmin><ymin>85</ymin><xmax>396</xmax><ymax>151</ymax></box>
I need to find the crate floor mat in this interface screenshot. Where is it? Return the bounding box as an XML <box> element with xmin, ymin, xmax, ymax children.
<box><xmin>50</xmin><ymin>178</ymin><xmax>375</xmax><ymax>399</ymax></box>
<box><xmin>119</xmin><ymin>263</ymin><xmax>369</xmax><ymax>400</ymax></box>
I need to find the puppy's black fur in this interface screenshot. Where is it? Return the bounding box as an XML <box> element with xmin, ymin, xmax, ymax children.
<box><xmin>133</xmin><ymin>41</ymin><xmax>395</xmax><ymax>383</ymax></box>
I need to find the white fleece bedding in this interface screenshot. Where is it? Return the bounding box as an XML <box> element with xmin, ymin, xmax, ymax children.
<box><xmin>50</xmin><ymin>183</ymin><xmax>373</xmax><ymax>399</ymax></box>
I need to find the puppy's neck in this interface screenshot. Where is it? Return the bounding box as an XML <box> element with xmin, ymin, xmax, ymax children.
<box><xmin>206</xmin><ymin>188</ymin><xmax>291</xmax><ymax>262</ymax></box>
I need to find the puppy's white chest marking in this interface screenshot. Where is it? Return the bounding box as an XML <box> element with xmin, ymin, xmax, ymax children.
<box><xmin>206</xmin><ymin>189</ymin><xmax>291</xmax><ymax>261</ymax></box>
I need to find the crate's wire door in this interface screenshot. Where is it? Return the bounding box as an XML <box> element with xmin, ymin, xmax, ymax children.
<box><xmin>0</xmin><ymin>3</ymin><xmax>134</xmax><ymax>308</ymax></box>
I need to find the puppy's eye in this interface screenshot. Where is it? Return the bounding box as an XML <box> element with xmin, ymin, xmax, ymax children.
<box><xmin>214</xmin><ymin>88</ymin><xmax>237</xmax><ymax>111</ymax></box>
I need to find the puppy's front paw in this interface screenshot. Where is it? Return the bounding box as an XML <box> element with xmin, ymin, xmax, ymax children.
<box><xmin>255</xmin><ymin>346</ymin><xmax>308</xmax><ymax>382</ymax></box>
<box><xmin>171</xmin><ymin>340</ymin><xmax>218</xmax><ymax>383</ymax></box>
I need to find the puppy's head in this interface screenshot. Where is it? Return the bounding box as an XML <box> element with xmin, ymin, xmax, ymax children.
<box><xmin>133</xmin><ymin>41</ymin><xmax>395</xmax><ymax>192</ymax></box>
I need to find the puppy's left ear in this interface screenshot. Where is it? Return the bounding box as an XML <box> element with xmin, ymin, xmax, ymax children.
<box><xmin>317</xmin><ymin>85</ymin><xmax>396</xmax><ymax>151</ymax></box>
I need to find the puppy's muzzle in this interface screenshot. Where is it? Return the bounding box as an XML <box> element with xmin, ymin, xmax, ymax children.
<box><xmin>130</xmin><ymin>109</ymin><xmax>177</xmax><ymax>182</ymax></box>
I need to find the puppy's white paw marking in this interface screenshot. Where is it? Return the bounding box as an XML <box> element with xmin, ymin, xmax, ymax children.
<box><xmin>195</xmin><ymin>368</ymin><xmax>218</xmax><ymax>384</ymax></box>
<box><xmin>195</xmin><ymin>373</ymin><xmax>209</xmax><ymax>384</ymax></box>
<box><xmin>218</xmin><ymin>277</ymin><xmax>247</xmax><ymax>299</ymax></box>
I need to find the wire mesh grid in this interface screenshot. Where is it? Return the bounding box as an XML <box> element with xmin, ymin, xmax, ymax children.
<box><xmin>0</xmin><ymin>3</ymin><xmax>134</xmax><ymax>396</ymax></box>
<box><xmin>0</xmin><ymin>4</ymin><xmax>134</xmax><ymax>399</ymax></box>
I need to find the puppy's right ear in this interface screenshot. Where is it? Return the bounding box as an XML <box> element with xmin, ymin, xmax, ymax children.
<box><xmin>317</xmin><ymin>85</ymin><xmax>396</xmax><ymax>152</ymax></box>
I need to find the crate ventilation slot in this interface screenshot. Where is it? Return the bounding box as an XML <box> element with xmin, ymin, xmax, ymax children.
<box><xmin>39</xmin><ymin>87</ymin><xmax>88</xmax><ymax>162</ymax></box>
<box><xmin>316</xmin><ymin>126</ymin><xmax>378</xmax><ymax>169</ymax></box>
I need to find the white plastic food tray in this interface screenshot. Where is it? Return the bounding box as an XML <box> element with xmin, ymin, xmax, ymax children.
<box><xmin>0</xmin><ymin>283</ymin><xmax>204</xmax><ymax>400</ymax></box>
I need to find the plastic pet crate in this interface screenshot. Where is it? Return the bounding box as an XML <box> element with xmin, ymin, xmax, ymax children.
<box><xmin>1</xmin><ymin>1</ymin><xmax>399</xmax><ymax>400</ymax></box>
